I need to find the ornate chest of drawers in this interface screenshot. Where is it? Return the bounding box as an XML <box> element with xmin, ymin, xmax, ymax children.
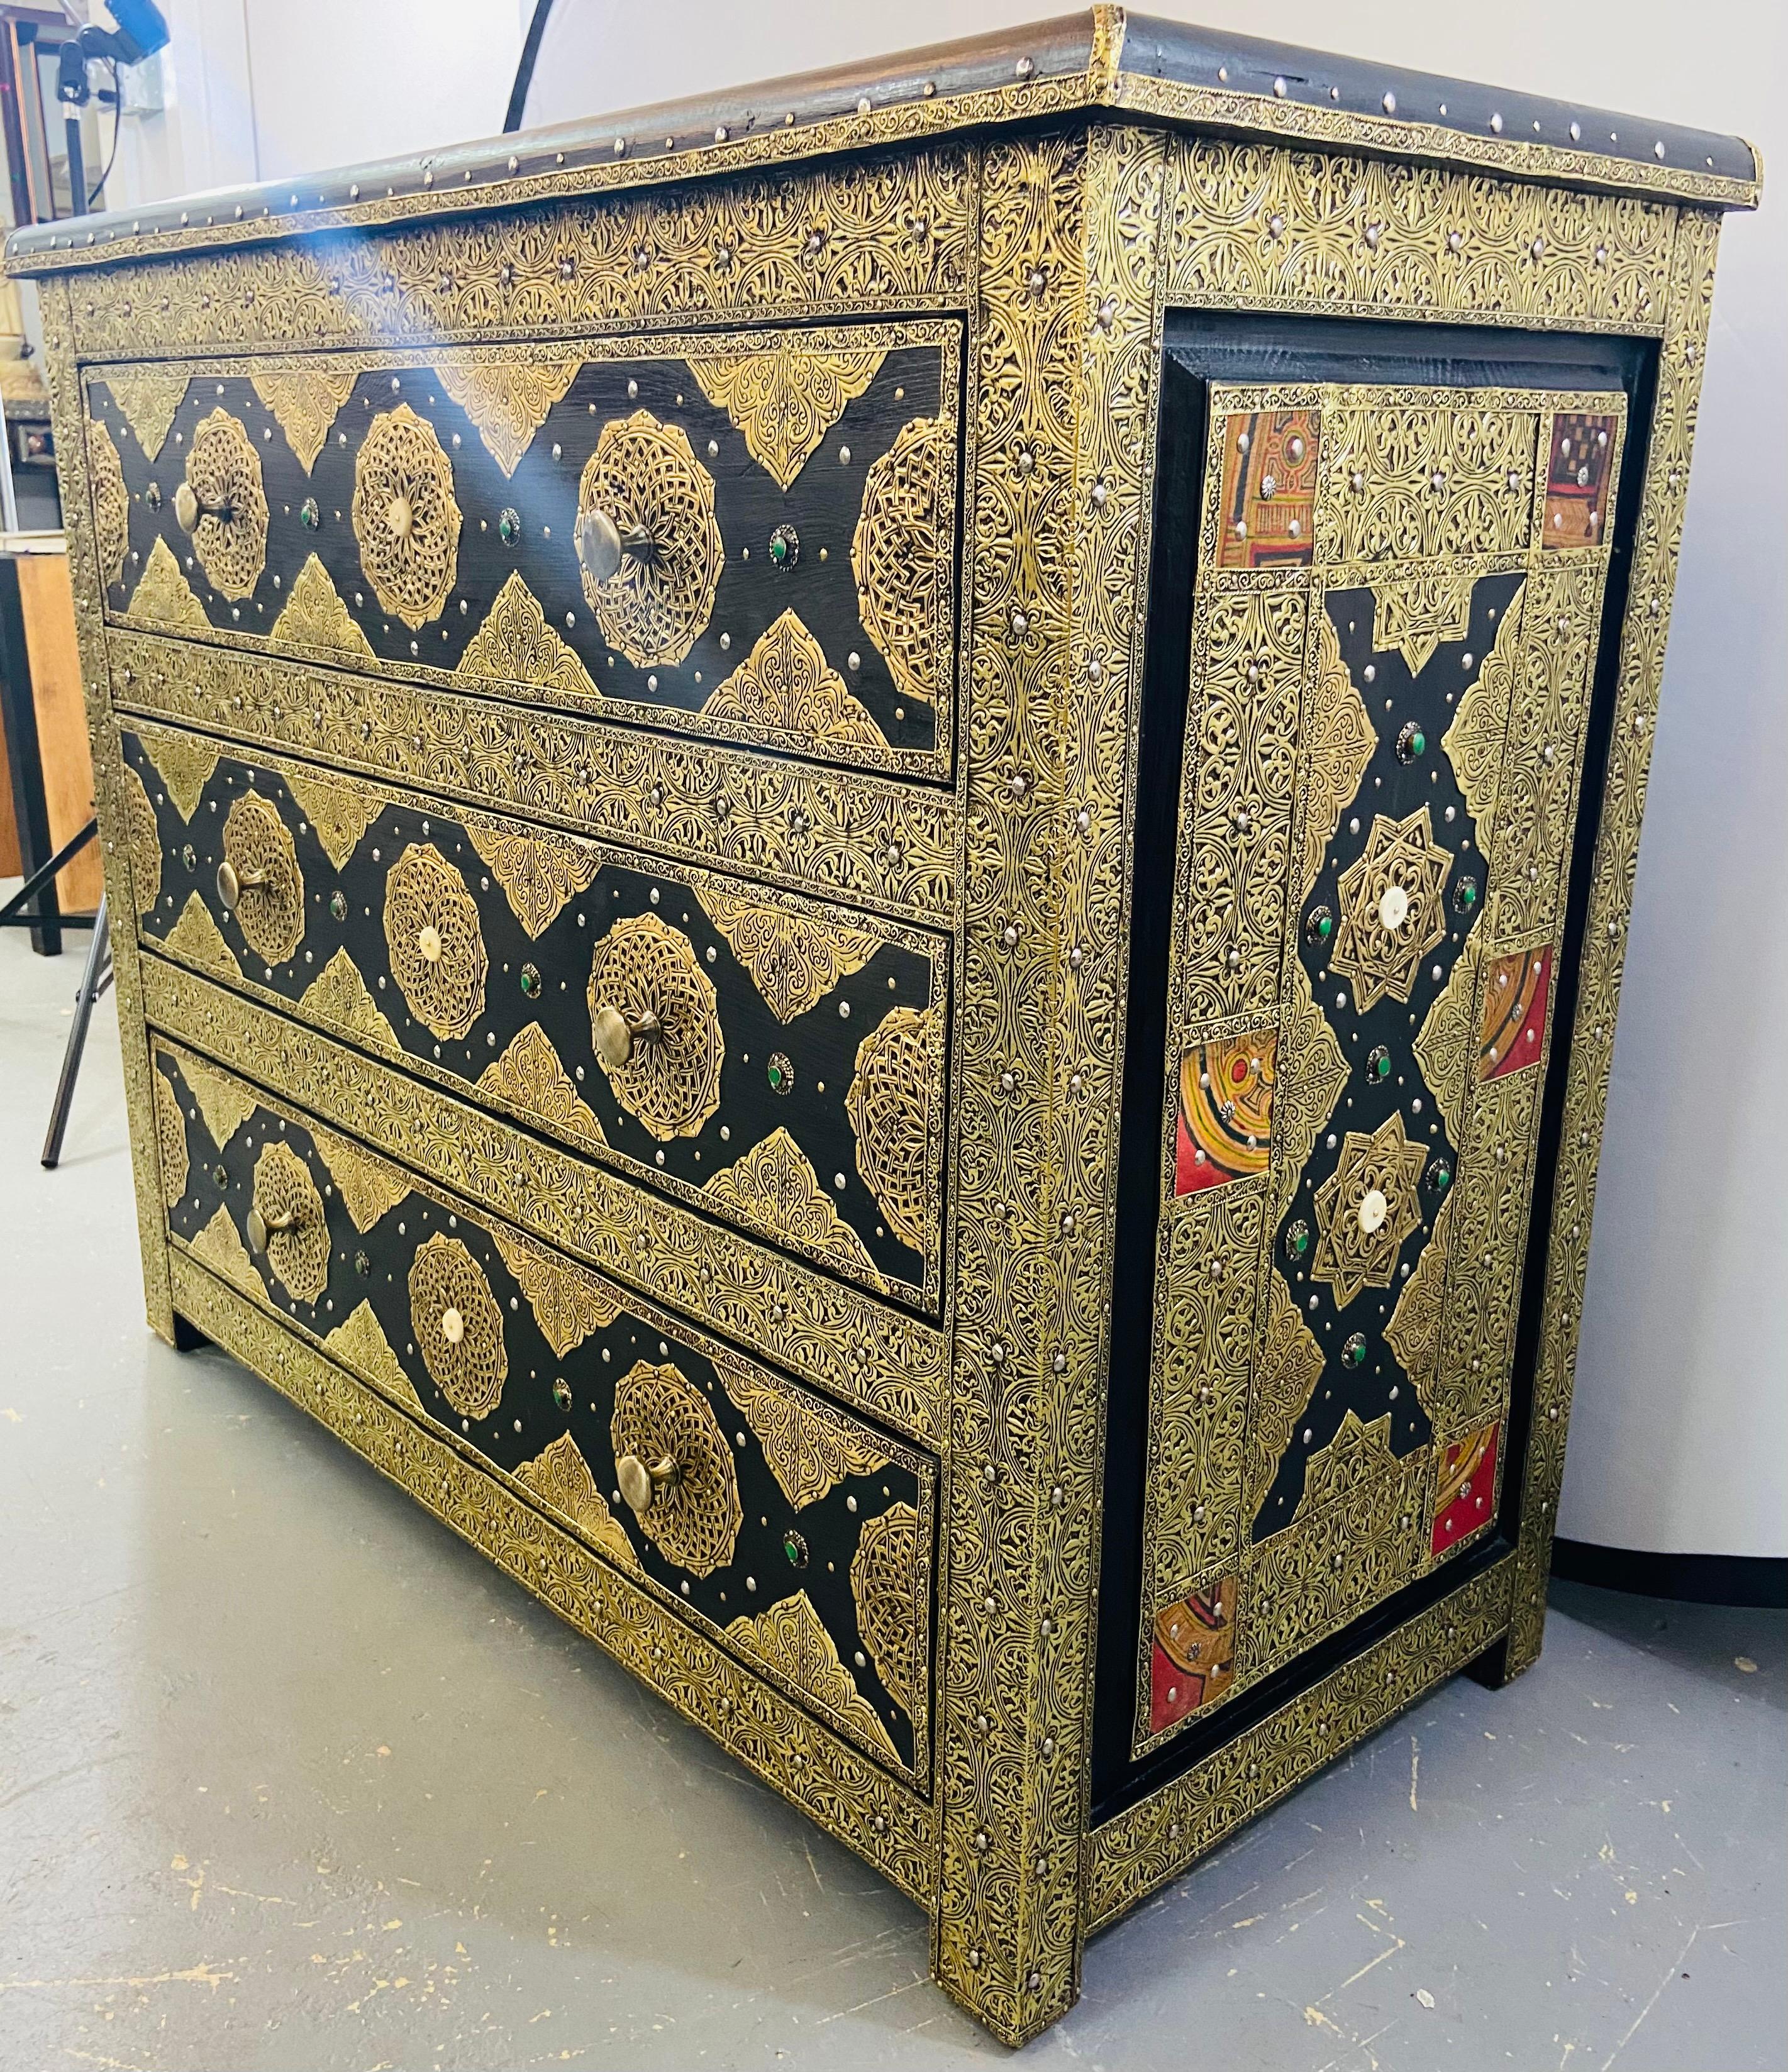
<box><xmin>9</xmin><ymin>11</ymin><xmax>1757</xmax><ymax>2043</ymax></box>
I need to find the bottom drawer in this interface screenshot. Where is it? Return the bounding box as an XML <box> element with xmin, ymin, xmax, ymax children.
<box><xmin>149</xmin><ymin>1036</ymin><xmax>935</xmax><ymax>1796</ymax></box>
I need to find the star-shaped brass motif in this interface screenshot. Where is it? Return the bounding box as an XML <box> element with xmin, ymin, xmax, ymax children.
<box><xmin>1330</xmin><ymin>806</ymin><xmax>1453</xmax><ymax>1011</ymax></box>
<box><xmin>1311</xmin><ymin>1109</ymin><xmax>1429</xmax><ymax>1309</ymax></box>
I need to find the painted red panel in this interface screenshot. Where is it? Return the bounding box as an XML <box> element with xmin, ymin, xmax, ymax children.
<box><xmin>1432</xmin><ymin>1423</ymin><xmax>1499</xmax><ymax>1556</ymax></box>
<box><xmin>1479</xmin><ymin>945</ymin><xmax>1552</xmax><ymax>1081</ymax></box>
<box><xmin>1149</xmin><ymin>1576</ymin><xmax>1238</xmax><ymax>1734</ymax></box>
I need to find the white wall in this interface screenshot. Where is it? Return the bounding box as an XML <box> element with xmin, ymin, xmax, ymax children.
<box><xmin>104</xmin><ymin>0</ymin><xmax>1787</xmax><ymax>1560</ymax></box>
<box><xmin>104</xmin><ymin>0</ymin><xmax>530</xmax><ymax>204</ymax></box>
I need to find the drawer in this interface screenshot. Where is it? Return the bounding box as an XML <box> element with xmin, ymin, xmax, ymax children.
<box><xmin>151</xmin><ymin>1036</ymin><xmax>936</xmax><ymax>1787</ymax></box>
<box><xmin>84</xmin><ymin>321</ymin><xmax>962</xmax><ymax>779</ymax></box>
<box><xmin>121</xmin><ymin>722</ymin><xmax>950</xmax><ymax>1314</ymax></box>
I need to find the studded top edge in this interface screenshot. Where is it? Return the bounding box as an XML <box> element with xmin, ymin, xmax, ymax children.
<box><xmin>1116</xmin><ymin>14</ymin><xmax>1758</xmax><ymax>196</ymax></box>
<box><xmin>3</xmin><ymin>8</ymin><xmax>1759</xmax><ymax>277</ymax></box>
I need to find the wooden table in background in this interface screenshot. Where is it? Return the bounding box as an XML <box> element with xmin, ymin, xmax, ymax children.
<box><xmin>0</xmin><ymin>534</ymin><xmax>102</xmax><ymax>941</ymax></box>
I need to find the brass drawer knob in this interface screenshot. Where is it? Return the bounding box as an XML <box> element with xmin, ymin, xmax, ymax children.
<box><xmin>245</xmin><ymin>1202</ymin><xmax>296</xmax><ymax>1253</ymax></box>
<box><xmin>590</xmin><ymin>1001</ymin><xmax>662</xmax><ymax>1070</ymax></box>
<box><xmin>616</xmin><ymin>1449</ymin><xmax>677</xmax><ymax>1516</ymax></box>
<box><xmin>585</xmin><ymin>914</ymin><xmax>723</xmax><ymax>1139</ymax></box>
<box><xmin>574</xmin><ymin>505</ymin><xmax>653</xmax><ymax>585</ymax></box>
<box><xmin>247</xmin><ymin>1141</ymin><xmax>328</xmax><ymax>1304</ymax></box>
<box><xmin>172</xmin><ymin>479</ymin><xmax>236</xmax><ymax>533</ymax></box>
<box><xmin>218</xmin><ymin>790</ymin><xmax>305</xmax><ymax>965</ymax></box>
<box><xmin>610</xmin><ymin>1360</ymin><xmax>740</xmax><ymax>1573</ymax></box>
<box><xmin>214</xmin><ymin>856</ymin><xmax>265</xmax><ymax>907</ymax></box>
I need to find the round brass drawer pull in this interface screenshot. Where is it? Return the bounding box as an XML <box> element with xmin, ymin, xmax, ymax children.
<box><xmin>576</xmin><ymin>411</ymin><xmax>721</xmax><ymax>668</ymax></box>
<box><xmin>575</xmin><ymin>506</ymin><xmax>654</xmax><ymax>586</ymax></box>
<box><xmin>610</xmin><ymin>1360</ymin><xmax>740</xmax><ymax>1574</ymax></box>
<box><xmin>173</xmin><ymin>479</ymin><xmax>236</xmax><ymax>533</ymax></box>
<box><xmin>214</xmin><ymin>857</ymin><xmax>265</xmax><ymax>908</ymax></box>
<box><xmin>218</xmin><ymin>790</ymin><xmax>305</xmax><ymax>964</ymax></box>
<box><xmin>245</xmin><ymin>1202</ymin><xmax>296</xmax><ymax>1253</ymax></box>
<box><xmin>246</xmin><ymin>1140</ymin><xmax>329</xmax><ymax>1305</ymax></box>
<box><xmin>589</xmin><ymin>1001</ymin><xmax>662</xmax><ymax>1070</ymax></box>
<box><xmin>585</xmin><ymin>914</ymin><xmax>723</xmax><ymax>1140</ymax></box>
<box><xmin>615</xmin><ymin>1449</ymin><xmax>677</xmax><ymax>1516</ymax></box>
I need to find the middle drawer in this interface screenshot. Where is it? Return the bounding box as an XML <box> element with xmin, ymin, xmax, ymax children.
<box><xmin>121</xmin><ymin>721</ymin><xmax>950</xmax><ymax>1315</ymax></box>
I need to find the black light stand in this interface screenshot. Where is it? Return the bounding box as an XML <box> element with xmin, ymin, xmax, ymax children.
<box><xmin>53</xmin><ymin>2</ymin><xmax>169</xmax><ymax>214</ymax></box>
<box><xmin>24</xmin><ymin>1</ymin><xmax>167</xmax><ymax>1161</ymax></box>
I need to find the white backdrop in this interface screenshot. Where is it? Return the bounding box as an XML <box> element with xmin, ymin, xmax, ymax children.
<box><xmin>97</xmin><ymin>0</ymin><xmax>1786</xmax><ymax>1560</ymax></box>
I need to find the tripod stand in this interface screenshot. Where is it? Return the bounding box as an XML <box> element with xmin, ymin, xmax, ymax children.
<box><xmin>40</xmin><ymin>885</ymin><xmax>111</xmax><ymax>1168</ymax></box>
<box><xmin>0</xmin><ymin>816</ymin><xmax>109</xmax><ymax>1166</ymax></box>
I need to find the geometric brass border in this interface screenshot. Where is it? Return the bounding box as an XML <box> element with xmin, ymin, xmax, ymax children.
<box><xmin>6</xmin><ymin>14</ymin><xmax>1753</xmax><ymax>284</ymax></box>
<box><xmin>37</xmin><ymin>274</ymin><xmax>177</xmax><ymax>1341</ymax></box>
<box><xmin>108</xmin><ymin>633</ymin><xmax>960</xmax><ymax>928</ymax></box>
<box><xmin>1506</xmin><ymin>207</ymin><xmax>1724</xmax><ymax>1675</ymax></box>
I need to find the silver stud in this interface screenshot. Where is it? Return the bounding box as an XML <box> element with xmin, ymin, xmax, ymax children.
<box><xmin>1273</xmin><ymin>75</ymin><xmax>1287</xmax><ymax>97</ymax></box>
<box><xmin>1382</xmin><ymin>91</ymin><xmax>1397</xmax><ymax>115</ymax></box>
<box><xmin>1490</xmin><ymin>112</ymin><xmax>1503</xmax><ymax>133</ymax></box>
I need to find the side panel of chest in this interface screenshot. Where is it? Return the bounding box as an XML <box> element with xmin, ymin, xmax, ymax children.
<box><xmin>1096</xmin><ymin>318</ymin><xmax>1644</xmax><ymax>1804</ymax></box>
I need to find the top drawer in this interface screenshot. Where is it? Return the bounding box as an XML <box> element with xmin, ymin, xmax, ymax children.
<box><xmin>82</xmin><ymin>321</ymin><xmax>962</xmax><ymax>779</ymax></box>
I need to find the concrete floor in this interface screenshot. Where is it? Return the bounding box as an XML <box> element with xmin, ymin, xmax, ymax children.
<box><xmin>1</xmin><ymin>911</ymin><xmax>1782</xmax><ymax>2072</ymax></box>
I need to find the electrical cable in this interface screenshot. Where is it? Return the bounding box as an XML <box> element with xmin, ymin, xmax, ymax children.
<box><xmin>85</xmin><ymin>56</ymin><xmax>121</xmax><ymax>209</ymax></box>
